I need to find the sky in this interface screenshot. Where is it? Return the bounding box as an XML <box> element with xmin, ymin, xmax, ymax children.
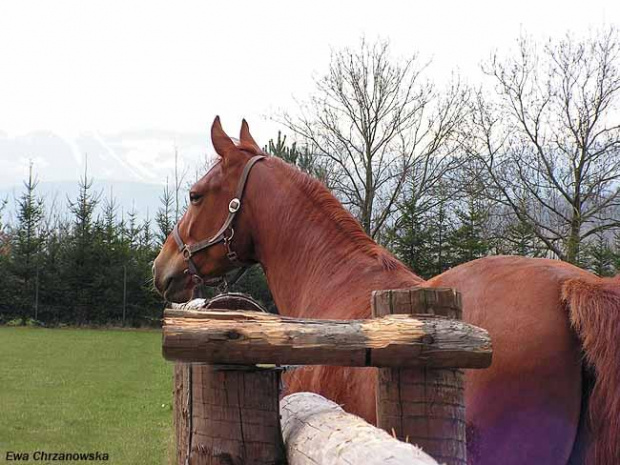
<box><xmin>0</xmin><ymin>0</ymin><xmax>618</xmax><ymax>188</ymax></box>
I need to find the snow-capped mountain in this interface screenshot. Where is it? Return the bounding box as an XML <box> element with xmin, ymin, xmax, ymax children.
<box><xmin>0</xmin><ymin>129</ymin><xmax>213</xmax><ymax>222</ymax></box>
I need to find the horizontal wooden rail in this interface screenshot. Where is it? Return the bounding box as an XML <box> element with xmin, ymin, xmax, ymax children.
<box><xmin>281</xmin><ymin>392</ymin><xmax>439</xmax><ymax>465</ymax></box>
<box><xmin>162</xmin><ymin>308</ymin><xmax>492</xmax><ymax>368</ymax></box>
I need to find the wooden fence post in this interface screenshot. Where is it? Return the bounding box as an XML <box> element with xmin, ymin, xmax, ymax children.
<box><xmin>171</xmin><ymin>297</ymin><xmax>286</xmax><ymax>465</ymax></box>
<box><xmin>372</xmin><ymin>287</ymin><xmax>466</xmax><ymax>465</ymax></box>
<box><xmin>174</xmin><ymin>364</ymin><xmax>284</xmax><ymax>465</ymax></box>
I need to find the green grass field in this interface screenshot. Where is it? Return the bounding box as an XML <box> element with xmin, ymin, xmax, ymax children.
<box><xmin>0</xmin><ymin>327</ymin><xmax>173</xmax><ymax>464</ymax></box>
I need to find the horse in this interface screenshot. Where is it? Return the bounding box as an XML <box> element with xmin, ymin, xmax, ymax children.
<box><xmin>153</xmin><ymin>117</ymin><xmax>620</xmax><ymax>465</ymax></box>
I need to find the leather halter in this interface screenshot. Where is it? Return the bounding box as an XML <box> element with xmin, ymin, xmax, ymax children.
<box><xmin>171</xmin><ymin>155</ymin><xmax>265</xmax><ymax>290</ymax></box>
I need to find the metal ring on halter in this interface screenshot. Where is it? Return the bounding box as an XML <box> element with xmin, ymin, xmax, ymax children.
<box><xmin>229</xmin><ymin>198</ymin><xmax>241</xmax><ymax>213</ymax></box>
<box><xmin>224</xmin><ymin>227</ymin><xmax>235</xmax><ymax>242</ymax></box>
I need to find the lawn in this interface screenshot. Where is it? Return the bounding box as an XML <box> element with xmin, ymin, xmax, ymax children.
<box><xmin>0</xmin><ymin>327</ymin><xmax>173</xmax><ymax>464</ymax></box>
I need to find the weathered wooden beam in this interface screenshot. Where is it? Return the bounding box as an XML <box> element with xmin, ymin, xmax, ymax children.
<box><xmin>162</xmin><ymin>308</ymin><xmax>492</xmax><ymax>368</ymax></box>
<box><xmin>280</xmin><ymin>392</ymin><xmax>439</xmax><ymax>465</ymax></box>
<box><xmin>373</xmin><ymin>287</ymin><xmax>475</xmax><ymax>465</ymax></box>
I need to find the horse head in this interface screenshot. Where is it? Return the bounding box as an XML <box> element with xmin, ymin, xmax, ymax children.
<box><xmin>153</xmin><ymin>117</ymin><xmax>266</xmax><ymax>302</ymax></box>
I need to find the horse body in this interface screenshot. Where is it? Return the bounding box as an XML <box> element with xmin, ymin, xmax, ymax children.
<box><xmin>246</xmin><ymin>154</ymin><xmax>583</xmax><ymax>464</ymax></box>
<box><xmin>154</xmin><ymin>118</ymin><xmax>620</xmax><ymax>465</ymax></box>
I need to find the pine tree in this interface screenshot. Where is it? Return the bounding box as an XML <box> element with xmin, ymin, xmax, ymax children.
<box><xmin>64</xmin><ymin>158</ymin><xmax>101</xmax><ymax>323</ymax></box>
<box><xmin>90</xmin><ymin>191</ymin><xmax>125</xmax><ymax>323</ymax></box>
<box><xmin>38</xmin><ymin>217</ymin><xmax>71</xmax><ymax>323</ymax></box>
<box><xmin>11</xmin><ymin>162</ymin><xmax>45</xmax><ymax>320</ymax></box>
<box><xmin>388</xmin><ymin>181</ymin><xmax>456</xmax><ymax>279</ymax></box>
<box><xmin>102</xmin><ymin>190</ymin><xmax>119</xmax><ymax>246</ymax></box>
<box><xmin>124</xmin><ymin>206</ymin><xmax>142</xmax><ymax>250</ymax></box>
<box><xmin>0</xmin><ymin>197</ymin><xmax>18</xmax><ymax>318</ymax></box>
<box><xmin>136</xmin><ymin>211</ymin><xmax>164</xmax><ymax>323</ymax></box>
<box><xmin>156</xmin><ymin>177</ymin><xmax>174</xmax><ymax>245</ymax></box>
<box><xmin>429</xmin><ymin>198</ymin><xmax>453</xmax><ymax>276</ymax></box>
<box><xmin>387</xmin><ymin>199</ymin><xmax>436</xmax><ymax>278</ymax></box>
<box><xmin>264</xmin><ymin>132</ymin><xmax>329</xmax><ymax>183</ymax></box>
<box><xmin>584</xmin><ymin>231</ymin><xmax>616</xmax><ymax>277</ymax></box>
<box><xmin>447</xmin><ymin>188</ymin><xmax>491</xmax><ymax>267</ymax></box>
<box><xmin>140</xmin><ymin>211</ymin><xmax>153</xmax><ymax>251</ymax></box>
<box><xmin>499</xmin><ymin>218</ymin><xmax>545</xmax><ymax>257</ymax></box>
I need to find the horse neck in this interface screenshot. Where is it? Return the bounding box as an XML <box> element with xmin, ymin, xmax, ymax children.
<box><xmin>247</xmin><ymin>161</ymin><xmax>421</xmax><ymax>318</ymax></box>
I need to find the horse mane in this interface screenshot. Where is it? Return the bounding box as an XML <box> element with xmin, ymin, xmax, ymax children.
<box><xmin>237</xmin><ymin>142</ymin><xmax>408</xmax><ymax>273</ymax></box>
<box><xmin>562</xmin><ymin>275</ymin><xmax>620</xmax><ymax>465</ymax></box>
<box><xmin>275</xmin><ymin>157</ymin><xmax>407</xmax><ymax>273</ymax></box>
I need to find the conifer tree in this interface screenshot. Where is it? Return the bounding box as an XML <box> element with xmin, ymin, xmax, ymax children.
<box><xmin>429</xmin><ymin>198</ymin><xmax>453</xmax><ymax>276</ymax></box>
<box><xmin>38</xmin><ymin>217</ymin><xmax>70</xmax><ymax>322</ymax></box>
<box><xmin>447</xmin><ymin>186</ymin><xmax>491</xmax><ymax>267</ymax></box>
<box><xmin>265</xmin><ymin>132</ymin><xmax>331</xmax><ymax>185</ymax></box>
<box><xmin>614</xmin><ymin>231</ymin><xmax>620</xmax><ymax>275</ymax></box>
<box><xmin>65</xmin><ymin>158</ymin><xmax>100</xmax><ymax>322</ymax></box>
<box><xmin>387</xmin><ymin>198</ymin><xmax>435</xmax><ymax>278</ymax></box>
<box><xmin>0</xmin><ymin>197</ymin><xmax>18</xmax><ymax>318</ymax></box>
<box><xmin>156</xmin><ymin>177</ymin><xmax>174</xmax><ymax>245</ymax></box>
<box><xmin>584</xmin><ymin>231</ymin><xmax>616</xmax><ymax>277</ymax></box>
<box><xmin>11</xmin><ymin>162</ymin><xmax>45</xmax><ymax>319</ymax></box>
<box><xmin>499</xmin><ymin>217</ymin><xmax>545</xmax><ymax>257</ymax></box>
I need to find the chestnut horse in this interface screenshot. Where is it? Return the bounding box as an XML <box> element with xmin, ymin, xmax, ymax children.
<box><xmin>153</xmin><ymin>118</ymin><xmax>620</xmax><ymax>465</ymax></box>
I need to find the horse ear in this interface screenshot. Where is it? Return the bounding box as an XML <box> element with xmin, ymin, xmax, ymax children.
<box><xmin>240</xmin><ymin>119</ymin><xmax>262</xmax><ymax>151</ymax></box>
<box><xmin>211</xmin><ymin>116</ymin><xmax>236</xmax><ymax>157</ymax></box>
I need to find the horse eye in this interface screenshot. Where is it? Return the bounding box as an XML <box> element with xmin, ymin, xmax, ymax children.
<box><xmin>189</xmin><ymin>192</ymin><xmax>204</xmax><ymax>204</ymax></box>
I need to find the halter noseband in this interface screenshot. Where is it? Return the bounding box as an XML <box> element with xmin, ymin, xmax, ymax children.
<box><xmin>171</xmin><ymin>155</ymin><xmax>265</xmax><ymax>290</ymax></box>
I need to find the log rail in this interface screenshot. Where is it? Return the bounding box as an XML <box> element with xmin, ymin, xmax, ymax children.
<box><xmin>163</xmin><ymin>308</ymin><xmax>492</xmax><ymax>368</ymax></box>
<box><xmin>281</xmin><ymin>392</ymin><xmax>439</xmax><ymax>465</ymax></box>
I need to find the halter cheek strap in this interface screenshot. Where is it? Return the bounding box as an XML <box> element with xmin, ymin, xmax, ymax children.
<box><xmin>171</xmin><ymin>155</ymin><xmax>265</xmax><ymax>289</ymax></box>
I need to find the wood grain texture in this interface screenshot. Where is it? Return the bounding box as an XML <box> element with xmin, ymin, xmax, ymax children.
<box><xmin>180</xmin><ymin>365</ymin><xmax>285</xmax><ymax>465</ymax></box>
<box><xmin>163</xmin><ymin>309</ymin><xmax>492</xmax><ymax>369</ymax></box>
<box><xmin>280</xmin><ymin>392</ymin><xmax>439</xmax><ymax>465</ymax></box>
<box><xmin>372</xmin><ymin>287</ymin><xmax>471</xmax><ymax>465</ymax></box>
<box><xmin>174</xmin><ymin>363</ymin><xmax>190</xmax><ymax>465</ymax></box>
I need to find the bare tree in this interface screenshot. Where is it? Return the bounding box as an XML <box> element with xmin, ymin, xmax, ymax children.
<box><xmin>470</xmin><ymin>28</ymin><xmax>620</xmax><ymax>263</ymax></box>
<box><xmin>280</xmin><ymin>38</ymin><xmax>469</xmax><ymax>239</ymax></box>
<box><xmin>397</xmin><ymin>78</ymin><xmax>471</xmax><ymax>225</ymax></box>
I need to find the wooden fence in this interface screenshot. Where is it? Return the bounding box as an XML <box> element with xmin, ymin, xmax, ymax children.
<box><xmin>162</xmin><ymin>287</ymin><xmax>493</xmax><ymax>465</ymax></box>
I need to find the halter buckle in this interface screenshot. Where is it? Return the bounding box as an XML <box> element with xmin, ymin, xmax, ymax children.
<box><xmin>228</xmin><ymin>198</ymin><xmax>241</xmax><ymax>213</ymax></box>
<box><xmin>182</xmin><ymin>246</ymin><xmax>192</xmax><ymax>260</ymax></box>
